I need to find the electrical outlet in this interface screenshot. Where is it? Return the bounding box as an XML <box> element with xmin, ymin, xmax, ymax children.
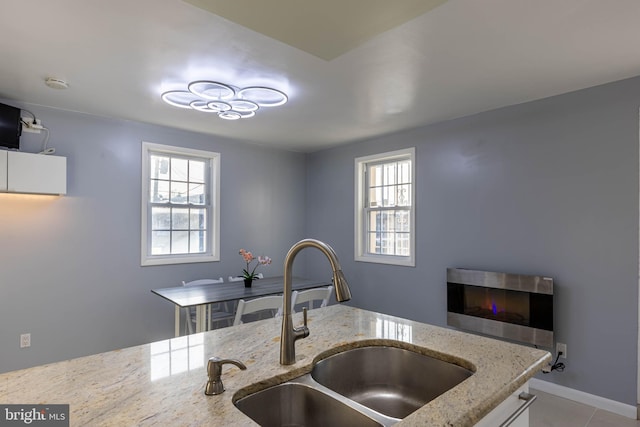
<box><xmin>556</xmin><ymin>342</ymin><xmax>567</xmax><ymax>359</ymax></box>
<box><xmin>21</xmin><ymin>117</ymin><xmax>43</xmax><ymax>134</ymax></box>
<box><xmin>20</xmin><ymin>333</ymin><xmax>31</xmax><ymax>348</ymax></box>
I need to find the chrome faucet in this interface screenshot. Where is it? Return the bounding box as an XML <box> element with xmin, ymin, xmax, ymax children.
<box><xmin>204</xmin><ymin>356</ymin><xmax>247</xmax><ymax>395</ymax></box>
<box><xmin>280</xmin><ymin>239</ymin><xmax>352</xmax><ymax>365</ymax></box>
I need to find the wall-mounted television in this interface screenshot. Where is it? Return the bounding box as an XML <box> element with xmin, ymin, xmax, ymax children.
<box><xmin>0</xmin><ymin>102</ymin><xmax>21</xmax><ymax>150</ymax></box>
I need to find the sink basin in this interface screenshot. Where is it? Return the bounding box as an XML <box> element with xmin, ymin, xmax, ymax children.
<box><xmin>234</xmin><ymin>343</ymin><xmax>474</xmax><ymax>426</ymax></box>
<box><xmin>234</xmin><ymin>382</ymin><xmax>383</xmax><ymax>427</ymax></box>
<box><xmin>311</xmin><ymin>345</ymin><xmax>474</xmax><ymax>419</ymax></box>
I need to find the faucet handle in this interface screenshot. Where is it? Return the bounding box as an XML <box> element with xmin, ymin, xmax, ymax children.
<box><xmin>297</xmin><ymin>307</ymin><xmax>309</xmax><ymax>340</ymax></box>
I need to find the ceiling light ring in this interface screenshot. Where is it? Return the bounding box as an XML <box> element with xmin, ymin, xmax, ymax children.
<box><xmin>207</xmin><ymin>101</ymin><xmax>232</xmax><ymax>112</ymax></box>
<box><xmin>238</xmin><ymin>86</ymin><xmax>288</xmax><ymax>107</ymax></box>
<box><xmin>190</xmin><ymin>100</ymin><xmax>220</xmax><ymax>113</ymax></box>
<box><xmin>188</xmin><ymin>80</ymin><xmax>235</xmax><ymax>100</ymax></box>
<box><xmin>218</xmin><ymin>111</ymin><xmax>242</xmax><ymax>120</ymax></box>
<box><xmin>228</xmin><ymin>99</ymin><xmax>259</xmax><ymax>113</ymax></box>
<box><xmin>235</xmin><ymin>110</ymin><xmax>256</xmax><ymax>119</ymax></box>
<box><xmin>161</xmin><ymin>90</ymin><xmax>202</xmax><ymax>109</ymax></box>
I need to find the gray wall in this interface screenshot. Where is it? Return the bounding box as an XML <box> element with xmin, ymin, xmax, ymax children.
<box><xmin>0</xmin><ymin>104</ymin><xmax>307</xmax><ymax>372</ymax></box>
<box><xmin>305</xmin><ymin>76</ymin><xmax>640</xmax><ymax>405</ymax></box>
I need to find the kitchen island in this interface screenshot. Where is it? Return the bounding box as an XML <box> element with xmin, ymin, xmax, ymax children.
<box><xmin>0</xmin><ymin>305</ymin><xmax>550</xmax><ymax>426</ymax></box>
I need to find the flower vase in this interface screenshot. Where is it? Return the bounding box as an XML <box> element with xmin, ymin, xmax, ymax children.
<box><xmin>244</xmin><ymin>278</ymin><xmax>253</xmax><ymax>288</ymax></box>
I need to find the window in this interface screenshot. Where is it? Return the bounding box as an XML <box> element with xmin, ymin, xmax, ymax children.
<box><xmin>141</xmin><ymin>142</ymin><xmax>220</xmax><ymax>266</ymax></box>
<box><xmin>355</xmin><ymin>148</ymin><xmax>415</xmax><ymax>266</ymax></box>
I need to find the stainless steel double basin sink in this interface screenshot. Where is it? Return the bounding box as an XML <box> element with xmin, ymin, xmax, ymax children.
<box><xmin>234</xmin><ymin>343</ymin><xmax>474</xmax><ymax>426</ymax></box>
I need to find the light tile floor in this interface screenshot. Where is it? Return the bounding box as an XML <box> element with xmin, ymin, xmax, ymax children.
<box><xmin>530</xmin><ymin>388</ymin><xmax>640</xmax><ymax>427</ymax></box>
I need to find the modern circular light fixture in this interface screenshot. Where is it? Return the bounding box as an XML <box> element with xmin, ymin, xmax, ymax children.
<box><xmin>161</xmin><ymin>80</ymin><xmax>287</xmax><ymax>120</ymax></box>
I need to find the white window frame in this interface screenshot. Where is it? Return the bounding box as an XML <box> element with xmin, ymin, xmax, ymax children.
<box><xmin>141</xmin><ymin>142</ymin><xmax>220</xmax><ymax>266</ymax></box>
<box><xmin>354</xmin><ymin>147</ymin><xmax>415</xmax><ymax>267</ymax></box>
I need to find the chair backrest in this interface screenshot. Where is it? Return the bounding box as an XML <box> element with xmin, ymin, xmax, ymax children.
<box><xmin>228</xmin><ymin>273</ymin><xmax>263</xmax><ymax>282</ymax></box>
<box><xmin>233</xmin><ymin>295</ymin><xmax>283</xmax><ymax>326</ymax></box>
<box><xmin>182</xmin><ymin>277</ymin><xmax>224</xmax><ymax>287</ymax></box>
<box><xmin>291</xmin><ymin>285</ymin><xmax>334</xmax><ymax>313</ymax></box>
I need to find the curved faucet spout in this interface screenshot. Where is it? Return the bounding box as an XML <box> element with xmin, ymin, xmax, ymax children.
<box><xmin>280</xmin><ymin>239</ymin><xmax>352</xmax><ymax>365</ymax></box>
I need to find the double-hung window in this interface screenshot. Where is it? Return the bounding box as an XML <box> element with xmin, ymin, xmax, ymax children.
<box><xmin>141</xmin><ymin>142</ymin><xmax>220</xmax><ymax>266</ymax></box>
<box><xmin>355</xmin><ymin>148</ymin><xmax>415</xmax><ymax>266</ymax></box>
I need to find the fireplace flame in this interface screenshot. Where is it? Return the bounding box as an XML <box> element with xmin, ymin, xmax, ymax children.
<box><xmin>491</xmin><ymin>302</ymin><xmax>498</xmax><ymax>315</ymax></box>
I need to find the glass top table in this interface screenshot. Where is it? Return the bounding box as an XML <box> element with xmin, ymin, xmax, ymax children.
<box><xmin>152</xmin><ymin>276</ymin><xmax>330</xmax><ymax>336</ymax></box>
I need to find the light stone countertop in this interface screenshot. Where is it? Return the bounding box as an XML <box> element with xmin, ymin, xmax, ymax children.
<box><xmin>0</xmin><ymin>305</ymin><xmax>550</xmax><ymax>426</ymax></box>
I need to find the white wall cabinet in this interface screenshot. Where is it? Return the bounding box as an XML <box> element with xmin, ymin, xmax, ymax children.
<box><xmin>0</xmin><ymin>151</ymin><xmax>66</xmax><ymax>195</ymax></box>
<box><xmin>475</xmin><ymin>382</ymin><xmax>532</xmax><ymax>427</ymax></box>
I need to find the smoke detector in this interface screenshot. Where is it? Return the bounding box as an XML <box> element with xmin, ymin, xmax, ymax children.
<box><xmin>45</xmin><ymin>77</ymin><xmax>68</xmax><ymax>90</ymax></box>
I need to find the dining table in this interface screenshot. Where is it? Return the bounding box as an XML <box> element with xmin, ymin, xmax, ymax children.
<box><xmin>151</xmin><ymin>276</ymin><xmax>331</xmax><ymax>336</ymax></box>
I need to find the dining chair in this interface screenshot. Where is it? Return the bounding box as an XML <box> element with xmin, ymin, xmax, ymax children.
<box><xmin>290</xmin><ymin>285</ymin><xmax>334</xmax><ymax>313</ymax></box>
<box><xmin>233</xmin><ymin>295</ymin><xmax>283</xmax><ymax>326</ymax></box>
<box><xmin>182</xmin><ymin>278</ymin><xmax>234</xmax><ymax>334</ymax></box>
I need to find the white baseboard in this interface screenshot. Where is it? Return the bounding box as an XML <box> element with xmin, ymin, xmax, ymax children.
<box><xmin>530</xmin><ymin>378</ymin><xmax>637</xmax><ymax>420</ymax></box>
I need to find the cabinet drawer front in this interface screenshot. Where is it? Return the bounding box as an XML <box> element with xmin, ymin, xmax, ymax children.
<box><xmin>475</xmin><ymin>382</ymin><xmax>530</xmax><ymax>427</ymax></box>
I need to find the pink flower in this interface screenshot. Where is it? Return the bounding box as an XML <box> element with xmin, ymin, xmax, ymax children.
<box><xmin>258</xmin><ymin>256</ymin><xmax>272</xmax><ymax>265</ymax></box>
<box><xmin>240</xmin><ymin>249</ymin><xmax>271</xmax><ymax>279</ymax></box>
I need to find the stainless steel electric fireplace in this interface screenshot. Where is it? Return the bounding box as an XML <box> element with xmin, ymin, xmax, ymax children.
<box><xmin>447</xmin><ymin>268</ymin><xmax>554</xmax><ymax>348</ymax></box>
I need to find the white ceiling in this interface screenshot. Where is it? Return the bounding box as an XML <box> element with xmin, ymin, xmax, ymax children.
<box><xmin>1</xmin><ymin>0</ymin><xmax>639</xmax><ymax>152</ymax></box>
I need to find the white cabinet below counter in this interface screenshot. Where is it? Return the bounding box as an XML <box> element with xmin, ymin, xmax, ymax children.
<box><xmin>475</xmin><ymin>382</ymin><xmax>532</xmax><ymax>427</ymax></box>
<box><xmin>0</xmin><ymin>151</ymin><xmax>66</xmax><ymax>195</ymax></box>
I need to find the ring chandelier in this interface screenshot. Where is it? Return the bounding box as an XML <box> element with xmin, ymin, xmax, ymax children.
<box><xmin>161</xmin><ymin>81</ymin><xmax>288</xmax><ymax>120</ymax></box>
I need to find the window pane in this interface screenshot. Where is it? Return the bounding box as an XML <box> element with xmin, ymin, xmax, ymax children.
<box><xmin>151</xmin><ymin>231</ymin><xmax>171</xmax><ymax>255</ymax></box>
<box><xmin>150</xmin><ymin>180</ymin><xmax>170</xmax><ymax>203</ymax></box>
<box><xmin>189</xmin><ymin>183</ymin><xmax>205</xmax><ymax>205</ymax></box>
<box><xmin>171</xmin><ymin>158</ymin><xmax>188</xmax><ymax>182</ymax></box>
<box><xmin>384</xmin><ymin>163</ymin><xmax>396</xmax><ymax>185</ymax></box>
<box><xmin>150</xmin><ymin>155</ymin><xmax>170</xmax><ymax>180</ymax></box>
<box><xmin>151</xmin><ymin>207</ymin><xmax>171</xmax><ymax>230</ymax></box>
<box><xmin>172</xmin><ymin>208</ymin><xmax>189</xmax><ymax>230</ymax></box>
<box><xmin>367</xmin><ymin>231</ymin><xmax>394</xmax><ymax>255</ymax></box>
<box><xmin>381</xmin><ymin>211</ymin><xmax>391</xmax><ymax>231</ymax></box>
<box><xmin>397</xmin><ymin>184</ymin><xmax>411</xmax><ymax>206</ymax></box>
<box><xmin>369</xmin><ymin>164</ymin><xmax>382</xmax><ymax>187</ymax></box>
<box><xmin>367</xmin><ymin>231</ymin><xmax>379</xmax><ymax>253</ymax></box>
<box><xmin>171</xmin><ymin>231</ymin><xmax>189</xmax><ymax>254</ymax></box>
<box><xmin>190</xmin><ymin>230</ymin><xmax>206</xmax><ymax>253</ymax></box>
<box><xmin>190</xmin><ymin>209</ymin><xmax>206</xmax><ymax>230</ymax></box>
<box><xmin>383</xmin><ymin>185</ymin><xmax>395</xmax><ymax>207</ymax></box>
<box><xmin>398</xmin><ymin>160</ymin><xmax>411</xmax><ymax>184</ymax></box>
<box><xmin>170</xmin><ymin>181</ymin><xmax>188</xmax><ymax>204</ymax></box>
<box><xmin>368</xmin><ymin>187</ymin><xmax>382</xmax><ymax>208</ymax></box>
<box><xmin>189</xmin><ymin>160</ymin><xmax>206</xmax><ymax>183</ymax></box>
<box><xmin>396</xmin><ymin>210</ymin><xmax>410</xmax><ymax>232</ymax></box>
<box><xmin>396</xmin><ymin>232</ymin><xmax>410</xmax><ymax>256</ymax></box>
<box><xmin>385</xmin><ymin>211</ymin><xmax>397</xmax><ymax>231</ymax></box>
